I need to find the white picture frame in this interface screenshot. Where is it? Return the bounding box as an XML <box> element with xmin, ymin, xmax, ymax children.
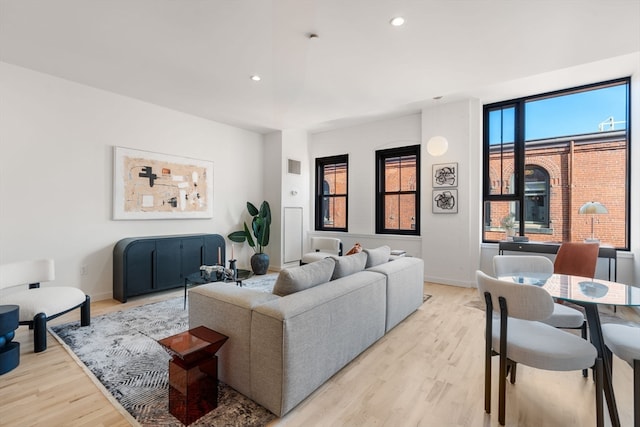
<box><xmin>433</xmin><ymin>162</ymin><xmax>458</xmax><ymax>188</ymax></box>
<box><xmin>113</xmin><ymin>146</ymin><xmax>214</xmax><ymax>220</ymax></box>
<box><xmin>433</xmin><ymin>189</ymin><xmax>458</xmax><ymax>214</ymax></box>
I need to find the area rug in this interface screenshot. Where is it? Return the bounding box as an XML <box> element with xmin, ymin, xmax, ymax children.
<box><xmin>50</xmin><ymin>278</ymin><xmax>279</xmax><ymax>427</ymax></box>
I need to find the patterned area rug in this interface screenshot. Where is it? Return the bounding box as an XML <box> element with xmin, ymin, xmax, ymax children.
<box><xmin>50</xmin><ymin>276</ymin><xmax>279</xmax><ymax>427</ymax></box>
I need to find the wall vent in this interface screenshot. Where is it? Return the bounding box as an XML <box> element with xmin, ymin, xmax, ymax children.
<box><xmin>288</xmin><ymin>159</ymin><xmax>301</xmax><ymax>175</ymax></box>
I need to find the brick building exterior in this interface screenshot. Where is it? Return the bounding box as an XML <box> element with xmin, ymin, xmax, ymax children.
<box><xmin>485</xmin><ymin>131</ymin><xmax>627</xmax><ymax>248</ymax></box>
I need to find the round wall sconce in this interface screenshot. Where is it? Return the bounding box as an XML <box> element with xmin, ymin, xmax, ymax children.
<box><xmin>427</xmin><ymin>135</ymin><xmax>448</xmax><ymax>156</ymax></box>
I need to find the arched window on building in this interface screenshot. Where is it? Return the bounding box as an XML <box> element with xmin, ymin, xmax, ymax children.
<box><xmin>509</xmin><ymin>165</ymin><xmax>550</xmax><ymax>231</ymax></box>
<box><xmin>523</xmin><ymin>166</ymin><xmax>550</xmax><ymax>228</ymax></box>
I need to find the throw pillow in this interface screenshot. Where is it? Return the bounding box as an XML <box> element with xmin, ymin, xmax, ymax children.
<box><xmin>363</xmin><ymin>245</ymin><xmax>391</xmax><ymax>268</ymax></box>
<box><xmin>344</xmin><ymin>242</ymin><xmax>362</xmax><ymax>256</ymax></box>
<box><xmin>273</xmin><ymin>257</ymin><xmax>336</xmax><ymax>297</ymax></box>
<box><xmin>331</xmin><ymin>251</ymin><xmax>367</xmax><ymax>280</ymax></box>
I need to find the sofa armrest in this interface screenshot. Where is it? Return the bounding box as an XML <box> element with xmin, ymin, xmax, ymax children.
<box><xmin>368</xmin><ymin>257</ymin><xmax>424</xmax><ymax>331</ymax></box>
<box><xmin>188</xmin><ymin>283</ymin><xmax>279</xmax><ymax>398</ymax></box>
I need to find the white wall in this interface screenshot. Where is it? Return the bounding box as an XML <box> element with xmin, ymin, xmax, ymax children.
<box><xmin>309</xmin><ymin>114</ymin><xmax>423</xmax><ymax>258</ymax></box>
<box><xmin>422</xmin><ymin>99</ymin><xmax>482</xmax><ymax>287</ymax></box>
<box><xmin>0</xmin><ymin>62</ymin><xmax>265</xmax><ymax>300</ymax></box>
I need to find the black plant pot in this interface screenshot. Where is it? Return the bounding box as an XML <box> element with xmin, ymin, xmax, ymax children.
<box><xmin>250</xmin><ymin>253</ymin><xmax>270</xmax><ymax>275</ymax></box>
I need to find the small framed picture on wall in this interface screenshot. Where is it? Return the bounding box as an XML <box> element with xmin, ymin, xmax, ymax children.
<box><xmin>433</xmin><ymin>162</ymin><xmax>458</xmax><ymax>188</ymax></box>
<box><xmin>433</xmin><ymin>189</ymin><xmax>458</xmax><ymax>214</ymax></box>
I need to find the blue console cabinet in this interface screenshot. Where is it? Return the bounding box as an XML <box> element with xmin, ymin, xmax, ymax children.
<box><xmin>113</xmin><ymin>234</ymin><xmax>225</xmax><ymax>302</ymax></box>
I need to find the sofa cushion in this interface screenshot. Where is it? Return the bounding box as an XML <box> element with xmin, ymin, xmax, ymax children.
<box><xmin>363</xmin><ymin>245</ymin><xmax>391</xmax><ymax>268</ymax></box>
<box><xmin>331</xmin><ymin>251</ymin><xmax>367</xmax><ymax>280</ymax></box>
<box><xmin>273</xmin><ymin>257</ymin><xmax>336</xmax><ymax>296</ymax></box>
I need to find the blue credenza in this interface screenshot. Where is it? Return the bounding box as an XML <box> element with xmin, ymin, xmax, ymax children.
<box><xmin>113</xmin><ymin>234</ymin><xmax>225</xmax><ymax>302</ymax></box>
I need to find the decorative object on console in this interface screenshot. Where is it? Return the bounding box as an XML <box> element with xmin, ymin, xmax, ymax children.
<box><xmin>113</xmin><ymin>146</ymin><xmax>213</xmax><ymax>220</ymax></box>
<box><xmin>228</xmin><ymin>201</ymin><xmax>272</xmax><ymax>275</ymax></box>
<box><xmin>579</xmin><ymin>201</ymin><xmax>608</xmax><ymax>242</ymax></box>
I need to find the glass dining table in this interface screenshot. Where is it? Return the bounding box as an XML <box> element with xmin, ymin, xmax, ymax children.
<box><xmin>497</xmin><ymin>272</ymin><xmax>640</xmax><ymax>427</ymax></box>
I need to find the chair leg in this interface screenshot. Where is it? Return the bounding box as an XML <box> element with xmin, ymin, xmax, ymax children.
<box><xmin>484</xmin><ymin>342</ymin><xmax>492</xmax><ymax>413</ymax></box>
<box><xmin>507</xmin><ymin>359</ymin><xmax>517</xmax><ymax>384</ymax></box>
<box><xmin>582</xmin><ymin>321</ymin><xmax>589</xmax><ymax>377</ymax></box>
<box><xmin>595</xmin><ymin>358</ymin><xmax>604</xmax><ymax>427</ymax></box>
<box><xmin>499</xmin><ymin>352</ymin><xmax>507</xmax><ymax>425</ymax></box>
<box><xmin>81</xmin><ymin>295</ymin><xmax>91</xmax><ymax>327</ymax></box>
<box><xmin>33</xmin><ymin>313</ymin><xmax>47</xmax><ymax>353</ymax></box>
<box><xmin>634</xmin><ymin>359</ymin><xmax>639</xmax><ymax>427</ymax></box>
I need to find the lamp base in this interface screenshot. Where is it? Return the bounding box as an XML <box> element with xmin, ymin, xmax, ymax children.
<box><xmin>584</xmin><ymin>237</ymin><xmax>600</xmax><ymax>243</ymax></box>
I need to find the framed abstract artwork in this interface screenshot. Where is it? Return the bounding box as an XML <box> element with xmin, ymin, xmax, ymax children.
<box><xmin>433</xmin><ymin>189</ymin><xmax>458</xmax><ymax>214</ymax></box>
<box><xmin>113</xmin><ymin>146</ymin><xmax>214</xmax><ymax>220</ymax></box>
<box><xmin>432</xmin><ymin>162</ymin><xmax>458</xmax><ymax>188</ymax></box>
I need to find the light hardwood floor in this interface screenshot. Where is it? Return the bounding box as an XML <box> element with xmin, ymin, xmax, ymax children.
<box><xmin>1</xmin><ymin>283</ymin><xmax>636</xmax><ymax>426</ymax></box>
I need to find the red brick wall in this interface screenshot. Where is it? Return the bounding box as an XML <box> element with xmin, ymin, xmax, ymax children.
<box><xmin>486</xmin><ymin>138</ymin><xmax>627</xmax><ymax>247</ymax></box>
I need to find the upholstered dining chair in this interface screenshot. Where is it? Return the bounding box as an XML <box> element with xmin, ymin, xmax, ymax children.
<box><xmin>554</xmin><ymin>242</ymin><xmax>600</xmax><ymax>278</ymax></box>
<box><xmin>493</xmin><ymin>255</ymin><xmax>589</xmax><ymax>376</ymax></box>
<box><xmin>476</xmin><ymin>270</ymin><xmax>604</xmax><ymax>426</ymax></box>
<box><xmin>601</xmin><ymin>323</ymin><xmax>640</xmax><ymax>427</ymax></box>
<box><xmin>0</xmin><ymin>259</ymin><xmax>90</xmax><ymax>352</ymax></box>
<box><xmin>300</xmin><ymin>237</ymin><xmax>343</xmax><ymax>265</ymax></box>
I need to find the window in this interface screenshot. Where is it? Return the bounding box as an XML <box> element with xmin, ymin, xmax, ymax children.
<box><xmin>483</xmin><ymin>78</ymin><xmax>630</xmax><ymax>249</ymax></box>
<box><xmin>376</xmin><ymin>145</ymin><xmax>420</xmax><ymax>235</ymax></box>
<box><xmin>315</xmin><ymin>155</ymin><xmax>348</xmax><ymax>231</ymax></box>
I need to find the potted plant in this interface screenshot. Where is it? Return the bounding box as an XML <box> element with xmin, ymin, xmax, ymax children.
<box><xmin>228</xmin><ymin>201</ymin><xmax>271</xmax><ymax>274</ymax></box>
<box><xmin>501</xmin><ymin>213</ymin><xmax>516</xmax><ymax>239</ymax></box>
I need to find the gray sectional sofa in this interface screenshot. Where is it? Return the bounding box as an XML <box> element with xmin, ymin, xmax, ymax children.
<box><xmin>188</xmin><ymin>246</ymin><xmax>424</xmax><ymax>417</ymax></box>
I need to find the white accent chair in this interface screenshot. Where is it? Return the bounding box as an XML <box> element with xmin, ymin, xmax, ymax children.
<box><xmin>493</xmin><ymin>255</ymin><xmax>588</xmax><ymax>349</ymax></box>
<box><xmin>0</xmin><ymin>259</ymin><xmax>90</xmax><ymax>352</ymax></box>
<box><xmin>601</xmin><ymin>323</ymin><xmax>640</xmax><ymax>426</ymax></box>
<box><xmin>476</xmin><ymin>270</ymin><xmax>604</xmax><ymax>426</ymax></box>
<box><xmin>300</xmin><ymin>237</ymin><xmax>343</xmax><ymax>265</ymax></box>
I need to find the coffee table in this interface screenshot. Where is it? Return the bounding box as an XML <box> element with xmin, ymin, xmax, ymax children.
<box><xmin>183</xmin><ymin>268</ymin><xmax>253</xmax><ymax>308</ymax></box>
<box><xmin>158</xmin><ymin>326</ymin><xmax>228</xmax><ymax>425</ymax></box>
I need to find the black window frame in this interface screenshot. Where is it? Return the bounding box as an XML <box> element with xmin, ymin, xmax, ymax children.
<box><xmin>315</xmin><ymin>154</ymin><xmax>348</xmax><ymax>232</ymax></box>
<box><xmin>482</xmin><ymin>77</ymin><xmax>631</xmax><ymax>250</ymax></box>
<box><xmin>375</xmin><ymin>144</ymin><xmax>421</xmax><ymax>235</ymax></box>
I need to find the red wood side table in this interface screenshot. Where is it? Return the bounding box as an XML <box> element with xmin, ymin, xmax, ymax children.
<box><xmin>158</xmin><ymin>326</ymin><xmax>228</xmax><ymax>425</ymax></box>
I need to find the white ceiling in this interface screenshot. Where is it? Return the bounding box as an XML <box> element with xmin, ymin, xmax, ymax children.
<box><xmin>1</xmin><ymin>0</ymin><xmax>639</xmax><ymax>134</ymax></box>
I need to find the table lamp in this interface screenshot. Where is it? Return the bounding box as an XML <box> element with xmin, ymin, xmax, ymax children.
<box><xmin>578</xmin><ymin>201</ymin><xmax>608</xmax><ymax>242</ymax></box>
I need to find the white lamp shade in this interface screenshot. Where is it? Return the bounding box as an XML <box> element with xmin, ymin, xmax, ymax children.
<box><xmin>427</xmin><ymin>136</ymin><xmax>448</xmax><ymax>156</ymax></box>
<box><xmin>578</xmin><ymin>201</ymin><xmax>608</xmax><ymax>214</ymax></box>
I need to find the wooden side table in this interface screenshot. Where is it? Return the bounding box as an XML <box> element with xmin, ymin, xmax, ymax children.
<box><xmin>158</xmin><ymin>326</ymin><xmax>228</xmax><ymax>425</ymax></box>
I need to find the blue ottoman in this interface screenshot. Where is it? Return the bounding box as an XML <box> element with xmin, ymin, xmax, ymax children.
<box><xmin>0</xmin><ymin>304</ymin><xmax>20</xmax><ymax>375</ymax></box>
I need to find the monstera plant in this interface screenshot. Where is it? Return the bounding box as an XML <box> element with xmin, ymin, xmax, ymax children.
<box><xmin>228</xmin><ymin>200</ymin><xmax>271</xmax><ymax>274</ymax></box>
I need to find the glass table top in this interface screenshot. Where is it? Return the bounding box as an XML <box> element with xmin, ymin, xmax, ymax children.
<box><xmin>497</xmin><ymin>273</ymin><xmax>640</xmax><ymax>306</ymax></box>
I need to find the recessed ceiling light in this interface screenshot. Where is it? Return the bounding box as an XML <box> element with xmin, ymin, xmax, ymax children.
<box><xmin>250</xmin><ymin>75</ymin><xmax>261</xmax><ymax>82</ymax></box>
<box><xmin>390</xmin><ymin>16</ymin><xmax>405</xmax><ymax>27</ymax></box>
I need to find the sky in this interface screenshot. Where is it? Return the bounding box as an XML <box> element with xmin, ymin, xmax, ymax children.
<box><xmin>489</xmin><ymin>82</ymin><xmax>628</xmax><ymax>144</ymax></box>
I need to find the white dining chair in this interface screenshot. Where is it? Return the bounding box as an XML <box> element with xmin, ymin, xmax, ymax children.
<box><xmin>493</xmin><ymin>255</ymin><xmax>589</xmax><ymax>376</ymax></box>
<box><xmin>300</xmin><ymin>237</ymin><xmax>343</xmax><ymax>265</ymax></box>
<box><xmin>602</xmin><ymin>323</ymin><xmax>640</xmax><ymax>427</ymax></box>
<box><xmin>476</xmin><ymin>270</ymin><xmax>604</xmax><ymax>426</ymax></box>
